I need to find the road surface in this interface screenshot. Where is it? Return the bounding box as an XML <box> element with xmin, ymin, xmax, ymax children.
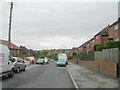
<box><xmin>2</xmin><ymin>62</ymin><xmax>74</xmax><ymax>89</ymax></box>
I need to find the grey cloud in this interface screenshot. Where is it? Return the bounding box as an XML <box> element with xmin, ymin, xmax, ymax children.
<box><xmin>1</xmin><ymin>2</ymin><xmax>118</xmax><ymax>49</ymax></box>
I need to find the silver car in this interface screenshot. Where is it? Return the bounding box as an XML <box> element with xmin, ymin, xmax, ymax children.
<box><xmin>11</xmin><ymin>57</ymin><xmax>26</xmax><ymax>73</ymax></box>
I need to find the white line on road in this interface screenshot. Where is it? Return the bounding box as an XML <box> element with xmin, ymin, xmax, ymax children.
<box><xmin>67</xmin><ymin>68</ymin><xmax>79</xmax><ymax>90</ymax></box>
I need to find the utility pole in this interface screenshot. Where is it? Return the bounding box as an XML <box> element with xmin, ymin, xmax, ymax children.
<box><xmin>8</xmin><ymin>2</ymin><xmax>13</xmax><ymax>49</ymax></box>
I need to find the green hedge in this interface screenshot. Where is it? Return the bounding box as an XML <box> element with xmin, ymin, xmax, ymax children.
<box><xmin>96</xmin><ymin>46</ymin><xmax>103</xmax><ymax>51</ymax></box>
<box><xmin>94</xmin><ymin>44</ymin><xmax>102</xmax><ymax>51</ymax></box>
<box><xmin>94</xmin><ymin>41</ymin><xmax>120</xmax><ymax>51</ymax></box>
<box><xmin>106</xmin><ymin>41</ymin><xmax>120</xmax><ymax>49</ymax></box>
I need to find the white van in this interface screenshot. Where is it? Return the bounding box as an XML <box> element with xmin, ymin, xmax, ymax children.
<box><xmin>58</xmin><ymin>53</ymin><xmax>68</xmax><ymax>65</ymax></box>
<box><xmin>0</xmin><ymin>44</ymin><xmax>14</xmax><ymax>77</ymax></box>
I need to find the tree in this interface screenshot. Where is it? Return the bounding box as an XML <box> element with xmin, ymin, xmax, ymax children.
<box><xmin>72</xmin><ymin>52</ymin><xmax>79</xmax><ymax>59</ymax></box>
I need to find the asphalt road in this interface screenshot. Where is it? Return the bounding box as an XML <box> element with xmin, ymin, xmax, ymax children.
<box><xmin>2</xmin><ymin>62</ymin><xmax>74</xmax><ymax>88</ymax></box>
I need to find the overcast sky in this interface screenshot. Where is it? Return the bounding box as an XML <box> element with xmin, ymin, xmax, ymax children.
<box><xmin>0</xmin><ymin>0</ymin><xmax>119</xmax><ymax>50</ymax></box>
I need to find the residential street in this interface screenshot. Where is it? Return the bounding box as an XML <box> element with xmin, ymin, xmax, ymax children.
<box><xmin>2</xmin><ymin>62</ymin><xmax>74</xmax><ymax>88</ymax></box>
<box><xmin>0</xmin><ymin>2</ymin><xmax>120</xmax><ymax>90</ymax></box>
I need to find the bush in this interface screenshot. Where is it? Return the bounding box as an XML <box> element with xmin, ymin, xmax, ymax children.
<box><xmin>94</xmin><ymin>41</ymin><xmax>120</xmax><ymax>51</ymax></box>
<box><xmin>68</xmin><ymin>55</ymin><xmax>73</xmax><ymax>60</ymax></box>
<box><xmin>94</xmin><ymin>44</ymin><xmax>101</xmax><ymax>51</ymax></box>
<box><xmin>106</xmin><ymin>41</ymin><xmax>120</xmax><ymax>49</ymax></box>
<box><xmin>96</xmin><ymin>46</ymin><xmax>103</xmax><ymax>51</ymax></box>
<box><xmin>102</xmin><ymin>45</ymin><xmax>109</xmax><ymax>49</ymax></box>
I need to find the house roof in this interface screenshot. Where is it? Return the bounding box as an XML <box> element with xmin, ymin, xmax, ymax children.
<box><xmin>0</xmin><ymin>39</ymin><xmax>21</xmax><ymax>50</ymax></box>
<box><xmin>94</xmin><ymin>26</ymin><xmax>109</xmax><ymax>37</ymax></box>
<box><xmin>109</xmin><ymin>19</ymin><xmax>120</xmax><ymax>27</ymax></box>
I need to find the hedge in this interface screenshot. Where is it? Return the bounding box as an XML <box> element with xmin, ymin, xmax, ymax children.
<box><xmin>94</xmin><ymin>44</ymin><xmax>102</xmax><ymax>51</ymax></box>
<box><xmin>96</xmin><ymin>46</ymin><xmax>103</xmax><ymax>51</ymax></box>
<box><xmin>106</xmin><ymin>41</ymin><xmax>120</xmax><ymax>49</ymax></box>
<box><xmin>94</xmin><ymin>41</ymin><xmax>120</xmax><ymax>51</ymax></box>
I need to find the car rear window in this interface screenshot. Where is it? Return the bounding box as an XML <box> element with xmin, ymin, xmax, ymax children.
<box><xmin>11</xmin><ymin>58</ymin><xmax>16</xmax><ymax>62</ymax></box>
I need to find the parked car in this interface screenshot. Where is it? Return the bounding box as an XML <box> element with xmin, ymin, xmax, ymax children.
<box><xmin>50</xmin><ymin>59</ymin><xmax>54</xmax><ymax>62</ymax></box>
<box><xmin>36</xmin><ymin>59</ymin><xmax>45</xmax><ymax>65</ymax></box>
<box><xmin>11</xmin><ymin>57</ymin><xmax>26</xmax><ymax>73</ymax></box>
<box><xmin>57</xmin><ymin>59</ymin><xmax>66</xmax><ymax>67</ymax></box>
<box><xmin>44</xmin><ymin>57</ymin><xmax>49</xmax><ymax>64</ymax></box>
<box><xmin>0</xmin><ymin>44</ymin><xmax>14</xmax><ymax>78</ymax></box>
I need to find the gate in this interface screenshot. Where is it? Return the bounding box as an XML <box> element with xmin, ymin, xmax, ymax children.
<box><xmin>117</xmin><ymin>63</ymin><xmax>120</xmax><ymax>78</ymax></box>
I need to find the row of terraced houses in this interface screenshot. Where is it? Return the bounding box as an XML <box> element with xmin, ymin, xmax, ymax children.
<box><xmin>73</xmin><ymin>18</ymin><xmax>120</xmax><ymax>56</ymax></box>
<box><xmin>71</xmin><ymin>18</ymin><xmax>120</xmax><ymax>78</ymax></box>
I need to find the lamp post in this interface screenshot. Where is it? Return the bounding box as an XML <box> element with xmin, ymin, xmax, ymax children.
<box><xmin>8</xmin><ymin>2</ymin><xmax>13</xmax><ymax>49</ymax></box>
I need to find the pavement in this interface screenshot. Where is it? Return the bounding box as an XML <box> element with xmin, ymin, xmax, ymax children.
<box><xmin>67</xmin><ymin>62</ymin><xmax>119</xmax><ymax>89</ymax></box>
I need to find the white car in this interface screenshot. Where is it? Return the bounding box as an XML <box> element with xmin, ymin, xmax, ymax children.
<box><xmin>44</xmin><ymin>57</ymin><xmax>49</xmax><ymax>64</ymax></box>
<box><xmin>0</xmin><ymin>44</ymin><xmax>14</xmax><ymax>77</ymax></box>
<box><xmin>11</xmin><ymin>57</ymin><xmax>26</xmax><ymax>73</ymax></box>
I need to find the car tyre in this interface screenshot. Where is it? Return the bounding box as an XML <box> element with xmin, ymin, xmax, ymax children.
<box><xmin>23</xmin><ymin>67</ymin><xmax>26</xmax><ymax>71</ymax></box>
<box><xmin>16</xmin><ymin>68</ymin><xmax>20</xmax><ymax>73</ymax></box>
<box><xmin>8</xmin><ymin>70</ymin><xmax>14</xmax><ymax>78</ymax></box>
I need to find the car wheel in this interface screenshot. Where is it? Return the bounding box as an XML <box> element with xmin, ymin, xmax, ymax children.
<box><xmin>16</xmin><ymin>68</ymin><xmax>20</xmax><ymax>73</ymax></box>
<box><xmin>23</xmin><ymin>67</ymin><xmax>26</xmax><ymax>71</ymax></box>
<box><xmin>8</xmin><ymin>70</ymin><xmax>14</xmax><ymax>78</ymax></box>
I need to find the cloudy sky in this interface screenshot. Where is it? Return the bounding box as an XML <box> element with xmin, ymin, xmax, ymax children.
<box><xmin>0</xmin><ymin>0</ymin><xmax>119</xmax><ymax>50</ymax></box>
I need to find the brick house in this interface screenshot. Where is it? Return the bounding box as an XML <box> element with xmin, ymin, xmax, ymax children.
<box><xmin>78</xmin><ymin>26</ymin><xmax>109</xmax><ymax>54</ymax></box>
<box><xmin>108</xmin><ymin>18</ymin><xmax>120</xmax><ymax>41</ymax></box>
<box><xmin>79</xmin><ymin>42</ymin><xmax>87</xmax><ymax>54</ymax></box>
<box><xmin>19</xmin><ymin>46</ymin><xmax>30</xmax><ymax>57</ymax></box>
<box><xmin>86</xmin><ymin>41</ymin><xmax>90</xmax><ymax>53</ymax></box>
<box><xmin>72</xmin><ymin>47</ymin><xmax>80</xmax><ymax>54</ymax></box>
<box><xmin>64</xmin><ymin>49</ymin><xmax>72</xmax><ymax>55</ymax></box>
<box><xmin>85</xmin><ymin>38</ymin><xmax>95</xmax><ymax>53</ymax></box>
<box><xmin>0</xmin><ymin>39</ymin><xmax>21</xmax><ymax>57</ymax></box>
<box><xmin>94</xmin><ymin>26</ymin><xmax>109</xmax><ymax>45</ymax></box>
<box><xmin>89</xmin><ymin>37</ymin><xmax>95</xmax><ymax>51</ymax></box>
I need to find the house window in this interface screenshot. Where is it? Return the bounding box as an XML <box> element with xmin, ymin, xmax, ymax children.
<box><xmin>115</xmin><ymin>24</ymin><xmax>118</xmax><ymax>30</ymax></box>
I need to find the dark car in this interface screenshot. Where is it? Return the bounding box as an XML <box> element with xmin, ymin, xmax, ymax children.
<box><xmin>36</xmin><ymin>59</ymin><xmax>45</xmax><ymax>65</ymax></box>
<box><xmin>11</xmin><ymin>57</ymin><xmax>26</xmax><ymax>73</ymax></box>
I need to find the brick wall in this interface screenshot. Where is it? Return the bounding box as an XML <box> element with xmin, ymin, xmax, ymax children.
<box><xmin>94</xmin><ymin>35</ymin><xmax>101</xmax><ymax>45</ymax></box>
<box><xmin>101</xmin><ymin>36</ymin><xmax>108</xmax><ymax>44</ymax></box>
<box><xmin>77</xmin><ymin>60</ymin><xmax>117</xmax><ymax>78</ymax></box>
<box><xmin>109</xmin><ymin>25</ymin><xmax>119</xmax><ymax>40</ymax></box>
<box><xmin>99</xmin><ymin>61</ymin><xmax>117</xmax><ymax>78</ymax></box>
<box><xmin>78</xmin><ymin>61</ymin><xmax>99</xmax><ymax>71</ymax></box>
